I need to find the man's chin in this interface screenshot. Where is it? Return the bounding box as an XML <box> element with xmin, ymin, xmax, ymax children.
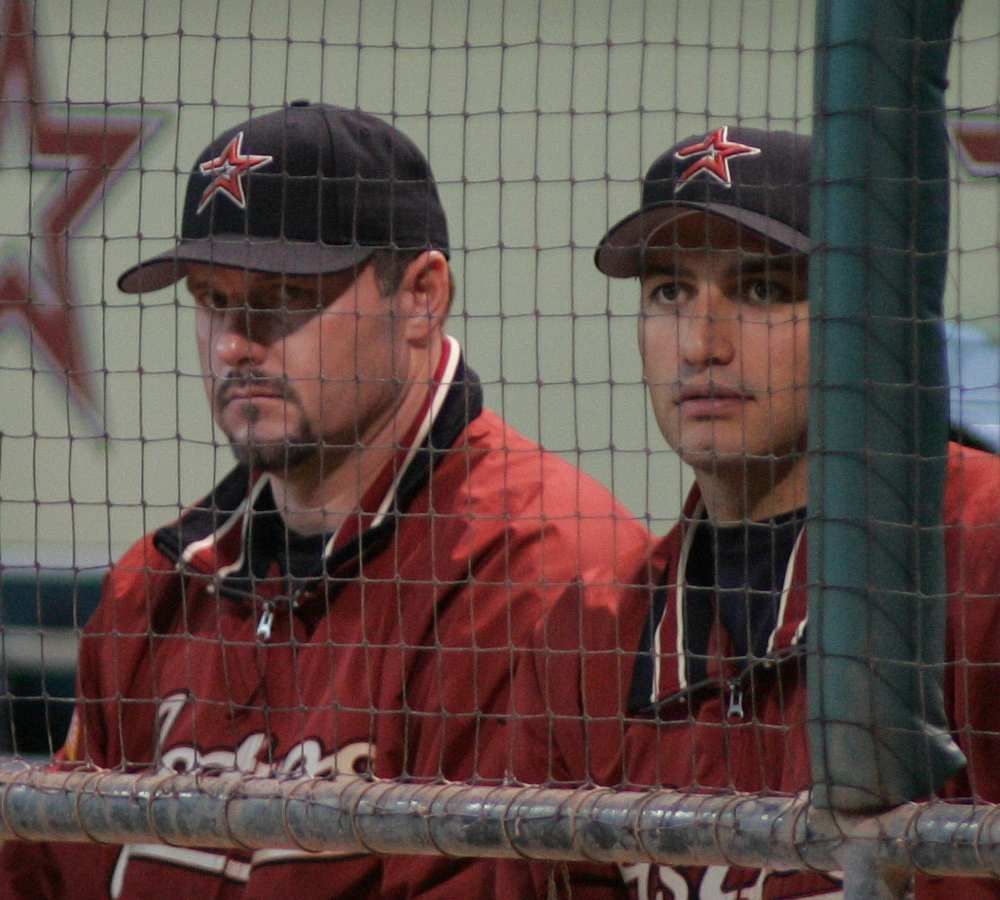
<box><xmin>678</xmin><ymin>445</ymin><xmax>803</xmax><ymax>470</ymax></box>
<box><xmin>230</xmin><ymin>440</ymin><xmax>317</xmax><ymax>472</ymax></box>
<box><xmin>678</xmin><ymin>446</ymin><xmax>742</xmax><ymax>469</ymax></box>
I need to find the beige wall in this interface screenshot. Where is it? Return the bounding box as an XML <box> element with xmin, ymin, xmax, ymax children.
<box><xmin>0</xmin><ymin>0</ymin><xmax>996</xmax><ymax>568</ymax></box>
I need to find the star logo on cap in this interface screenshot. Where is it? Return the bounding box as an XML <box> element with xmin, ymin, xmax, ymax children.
<box><xmin>674</xmin><ymin>126</ymin><xmax>761</xmax><ymax>193</ymax></box>
<box><xmin>196</xmin><ymin>132</ymin><xmax>274</xmax><ymax>214</ymax></box>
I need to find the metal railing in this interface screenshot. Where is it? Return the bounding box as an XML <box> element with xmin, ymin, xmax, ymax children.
<box><xmin>1</xmin><ymin>762</ymin><xmax>998</xmax><ymax>894</ymax></box>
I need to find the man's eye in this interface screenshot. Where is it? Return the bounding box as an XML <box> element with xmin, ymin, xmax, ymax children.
<box><xmin>648</xmin><ymin>282</ymin><xmax>683</xmax><ymax>304</ymax></box>
<box><xmin>278</xmin><ymin>287</ymin><xmax>320</xmax><ymax>311</ymax></box>
<box><xmin>744</xmin><ymin>279</ymin><xmax>788</xmax><ymax>304</ymax></box>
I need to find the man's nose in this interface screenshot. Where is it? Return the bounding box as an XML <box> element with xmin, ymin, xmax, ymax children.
<box><xmin>210</xmin><ymin>309</ymin><xmax>269</xmax><ymax>373</ymax></box>
<box><xmin>678</xmin><ymin>283</ymin><xmax>735</xmax><ymax>370</ymax></box>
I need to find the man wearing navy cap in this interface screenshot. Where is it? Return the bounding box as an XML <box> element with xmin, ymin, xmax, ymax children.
<box><xmin>500</xmin><ymin>127</ymin><xmax>1000</xmax><ymax>898</ymax></box>
<box><xmin>0</xmin><ymin>102</ymin><xmax>649</xmax><ymax>898</ymax></box>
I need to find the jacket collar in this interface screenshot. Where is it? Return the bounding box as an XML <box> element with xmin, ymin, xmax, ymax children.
<box><xmin>646</xmin><ymin>484</ymin><xmax>809</xmax><ymax>709</ymax></box>
<box><xmin>153</xmin><ymin>336</ymin><xmax>482</xmax><ymax>597</ymax></box>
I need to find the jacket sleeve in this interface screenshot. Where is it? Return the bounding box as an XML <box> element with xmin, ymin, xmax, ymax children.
<box><xmin>60</xmin><ymin>545</ymin><xmax>149</xmax><ymax>770</ymax></box>
<box><xmin>915</xmin><ymin>450</ymin><xmax>1000</xmax><ymax>898</ymax></box>
<box><xmin>0</xmin><ymin>626</ymin><xmax>115</xmax><ymax>896</ymax></box>
<box><xmin>376</xmin><ymin>530</ymin><xmax>572</xmax><ymax>899</ymax></box>
<box><xmin>494</xmin><ymin>584</ymin><xmax>632</xmax><ymax>900</ymax></box>
<box><xmin>0</xmin><ymin>540</ymin><xmax>162</xmax><ymax>897</ymax></box>
<box><xmin>380</xmin><ymin>507</ymin><xmax>648</xmax><ymax>899</ymax></box>
<box><xmin>0</xmin><ymin>841</ymin><xmax>66</xmax><ymax>900</ymax></box>
<box><xmin>942</xmin><ymin>451</ymin><xmax>1000</xmax><ymax>805</ymax></box>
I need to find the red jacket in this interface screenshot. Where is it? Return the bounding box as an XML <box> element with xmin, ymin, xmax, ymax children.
<box><xmin>500</xmin><ymin>444</ymin><xmax>1000</xmax><ymax>899</ymax></box>
<box><xmin>0</xmin><ymin>343</ymin><xmax>650</xmax><ymax>899</ymax></box>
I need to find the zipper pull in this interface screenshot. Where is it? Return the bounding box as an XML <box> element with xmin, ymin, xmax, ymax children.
<box><xmin>256</xmin><ymin>601</ymin><xmax>275</xmax><ymax>641</ymax></box>
<box><xmin>727</xmin><ymin>681</ymin><xmax>745</xmax><ymax>720</ymax></box>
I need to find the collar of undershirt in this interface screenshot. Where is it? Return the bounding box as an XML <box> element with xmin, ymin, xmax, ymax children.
<box><xmin>630</xmin><ymin>502</ymin><xmax>808</xmax><ymax>714</ymax></box>
<box><xmin>705</xmin><ymin>508</ymin><xmax>805</xmax><ymax>562</ymax></box>
<box><xmin>681</xmin><ymin>507</ymin><xmax>806</xmax><ymax>680</ymax></box>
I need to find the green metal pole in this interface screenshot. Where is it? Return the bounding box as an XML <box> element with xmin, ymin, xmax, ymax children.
<box><xmin>808</xmin><ymin>0</ymin><xmax>966</xmax><ymax>811</ymax></box>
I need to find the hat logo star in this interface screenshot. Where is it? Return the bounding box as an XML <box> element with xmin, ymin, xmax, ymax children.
<box><xmin>197</xmin><ymin>132</ymin><xmax>274</xmax><ymax>214</ymax></box>
<box><xmin>674</xmin><ymin>126</ymin><xmax>761</xmax><ymax>193</ymax></box>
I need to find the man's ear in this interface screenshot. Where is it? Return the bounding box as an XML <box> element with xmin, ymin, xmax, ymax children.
<box><xmin>395</xmin><ymin>250</ymin><xmax>452</xmax><ymax>346</ymax></box>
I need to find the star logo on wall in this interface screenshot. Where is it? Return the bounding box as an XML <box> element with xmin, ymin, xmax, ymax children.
<box><xmin>197</xmin><ymin>132</ymin><xmax>274</xmax><ymax>213</ymax></box>
<box><xmin>948</xmin><ymin>113</ymin><xmax>1000</xmax><ymax>177</ymax></box>
<box><xmin>674</xmin><ymin>126</ymin><xmax>761</xmax><ymax>193</ymax></box>
<box><xmin>0</xmin><ymin>0</ymin><xmax>151</xmax><ymax>415</ymax></box>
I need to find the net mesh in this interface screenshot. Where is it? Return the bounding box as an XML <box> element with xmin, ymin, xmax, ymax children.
<box><xmin>0</xmin><ymin>0</ymin><xmax>998</xmax><ymax>896</ymax></box>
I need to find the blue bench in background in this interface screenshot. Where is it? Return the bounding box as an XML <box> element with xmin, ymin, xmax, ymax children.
<box><xmin>0</xmin><ymin>568</ymin><xmax>104</xmax><ymax>756</ymax></box>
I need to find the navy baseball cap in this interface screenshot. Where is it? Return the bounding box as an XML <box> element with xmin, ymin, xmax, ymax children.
<box><xmin>118</xmin><ymin>101</ymin><xmax>450</xmax><ymax>293</ymax></box>
<box><xmin>595</xmin><ymin>126</ymin><xmax>811</xmax><ymax>277</ymax></box>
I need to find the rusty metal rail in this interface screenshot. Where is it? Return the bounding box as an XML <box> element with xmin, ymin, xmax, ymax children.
<box><xmin>1</xmin><ymin>761</ymin><xmax>998</xmax><ymax>885</ymax></box>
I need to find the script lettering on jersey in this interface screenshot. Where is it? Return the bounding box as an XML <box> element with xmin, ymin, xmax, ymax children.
<box><xmin>110</xmin><ymin>692</ymin><xmax>376</xmax><ymax>897</ymax></box>
<box><xmin>154</xmin><ymin>691</ymin><xmax>370</xmax><ymax>778</ymax></box>
<box><xmin>619</xmin><ymin>862</ymin><xmax>844</xmax><ymax>900</ymax></box>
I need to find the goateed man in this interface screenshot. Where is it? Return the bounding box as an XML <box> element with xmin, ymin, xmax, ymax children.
<box><xmin>498</xmin><ymin>127</ymin><xmax>1000</xmax><ymax>898</ymax></box>
<box><xmin>0</xmin><ymin>102</ymin><xmax>649</xmax><ymax>899</ymax></box>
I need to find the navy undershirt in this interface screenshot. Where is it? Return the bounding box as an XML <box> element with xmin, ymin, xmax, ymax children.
<box><xmin>629</xmin><ymin>508</ymin><xmax>805</xmax><ymax>712</ymax></box>
<box><xmin>684</xmin><ymin>508</ymin><xmax>804</xmax><ymax>686</ymax></box>
<box><xmin>245</xmin><ymin>494</ymin><xmax>331</xmax><ymax>582</ymax></box>
<box><xmin>277</xmin><ymin>527</ymin><xmax>330</xmax><ymax>580</ymax></box>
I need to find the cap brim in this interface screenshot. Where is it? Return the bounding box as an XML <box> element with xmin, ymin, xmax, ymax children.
<box><xmin>595</xmin><ymin>202</ymin><xmax>811</xmax><ymax>278</ymax></box>
<box><xmin>117</xmin><ymin>237</ymin><xmax>379</xmax><ymax>294</ymax></box>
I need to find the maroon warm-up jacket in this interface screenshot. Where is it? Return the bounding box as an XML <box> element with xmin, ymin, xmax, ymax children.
<box><xmin>499</xmin><ymin>444</ymin><xmax>1000</xmax><ymax>899</ymax></box>
<box><xmin>0</xmin><ymin>342</ymin><xmax>650</xmax><ymax>899</ymax></box>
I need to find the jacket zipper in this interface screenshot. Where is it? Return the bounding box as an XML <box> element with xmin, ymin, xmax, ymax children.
<box><xmin>726</xmin><ymin>679</ymin><xmax>745</xmax><ymax>720</ymax></box>
<box><xmin>172</xmin><ymin>556</ymin><xmax>314</xmax><ymax>645</ymax></box>
<box><xmin>256</xmin><ymin>593</ymin><xmax>307</xmax><ymax>643</ymax></box>
<box><xmin>256</xmin><ymin>601</ymin><xmax>275</xmax><ymax>641</ymax></box>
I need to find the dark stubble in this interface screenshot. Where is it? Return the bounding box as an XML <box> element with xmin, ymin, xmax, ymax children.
<box><xmin>215</xmin><ymin>370</ymin><xmax>319</xmax><ymax>472</ymax></box>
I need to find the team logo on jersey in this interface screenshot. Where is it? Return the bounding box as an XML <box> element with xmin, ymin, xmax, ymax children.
<box><xmin>674</xmin><ymin>126</ymin><xmax>761</xmax><ymax>193</ymax></box>
<box><xmin>108</xmin><ymin>693</ymin><xmax>377</xmax><ymax>896</ymax></box>
<box><xmin>620</xmin><ymin>861</ymin><xmax>844</xmax><ymax>899</ymax></box>
<box><xmin>153</xmin><ymin>691</ymin><xmax>373</xmax><ymax>778</ymax></box>
<box><xmin>196</xmin><ymin>131</ymin><xmax>274</xmax><ymax>213</ymax></box>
